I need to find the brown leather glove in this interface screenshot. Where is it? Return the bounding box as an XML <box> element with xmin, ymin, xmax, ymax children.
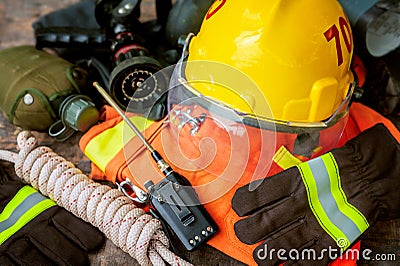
<box><xmin>232</xmin><ymin>124</ymin><xmax>400</xmax><ymax>265</ymax></box>
<box><xmin>0</xmin><ymin>163</ymin><xmax>105</xmax><ymax>265</ymax></box>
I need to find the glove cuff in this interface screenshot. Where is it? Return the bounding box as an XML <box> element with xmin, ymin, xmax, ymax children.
<box><xmin>332</xmin><ymin>123</ymin><xmax>400</xmax><ymax>221</ymax></box>
<box><xmin>0</xmin><ymin>186</ymin><xmax>56</xmax><ymax>244</ymax></box>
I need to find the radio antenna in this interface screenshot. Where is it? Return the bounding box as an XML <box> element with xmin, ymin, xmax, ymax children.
<box><xmin>93</xmin><ymin>81</ymin><xmax>154</xmax><ymax>152</ymax></box>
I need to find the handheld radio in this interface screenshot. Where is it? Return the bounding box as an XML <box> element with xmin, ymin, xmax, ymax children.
<box><xmin>93</xmin><ymin>81</ymin><xmax>218</xmax><ymax>251</ymax></box>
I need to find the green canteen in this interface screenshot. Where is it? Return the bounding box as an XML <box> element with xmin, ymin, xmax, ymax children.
<box><xmin>0</xmin><ymin>46</ymin><xmax>90</xmax><ymax>131</ymax></box>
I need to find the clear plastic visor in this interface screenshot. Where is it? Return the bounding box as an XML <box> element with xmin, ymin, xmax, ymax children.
<box><xmin>168</xmin><ymin>34</ymin><xmax>354</xmax><ymax>133</ymax></box>
<box><xmin>159</xmin><ymin>36</ymin><xmax>354</xmax><ymax>201</ymax></box>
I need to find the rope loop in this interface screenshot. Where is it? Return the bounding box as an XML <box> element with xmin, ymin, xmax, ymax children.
<box><xmin>0</xmin><ymin>131</ymin><xmax>192</xmax><ymax>266</ymax></box>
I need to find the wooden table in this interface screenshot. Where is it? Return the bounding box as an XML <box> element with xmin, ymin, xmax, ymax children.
<box><xmin>0</xmin><ymin>1</ymin><xmax>399</xmax><ymax>265</ymax></box>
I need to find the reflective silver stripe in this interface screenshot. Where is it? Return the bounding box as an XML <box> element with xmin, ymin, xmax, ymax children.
<box><xmin>308</xmin><ymin>157</ymin><xmax>361</xmax><ymax>244</ymax></box>
<box><xmin>0</xmin><ymin>192</ymin><xmax>48</xmax><ymax>233</ymax></box>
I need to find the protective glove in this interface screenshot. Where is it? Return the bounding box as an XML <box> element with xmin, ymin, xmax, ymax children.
<box><xmin>0</xmin><ymin>163</ymin><xmax>104</xmax><ymax>265</ymax></box>
<box><xmin>232</xmin><ymin>123</ymin><xmax>400</xmax><ymax>265</ymax></box>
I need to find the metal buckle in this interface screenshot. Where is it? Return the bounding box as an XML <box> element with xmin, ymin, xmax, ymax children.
<box><xmin>172</xmin><ymin>108</ymin><xmax>206</xmax><ymax>135</ymax></box>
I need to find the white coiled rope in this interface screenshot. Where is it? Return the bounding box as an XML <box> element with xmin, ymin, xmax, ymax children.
<box><xmin>0</xmin><ymin>131</ymin><xmax>192</xmax><ymax>266</ymax></box>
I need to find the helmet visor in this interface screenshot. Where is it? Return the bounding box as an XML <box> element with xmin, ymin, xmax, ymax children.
<box><xmin>168</xmin><ymin>34</ymin><xmax>354</xmax><ymax>145</ymax></box>
<box><xmin>163</xmin><ymin>54</ymin><xmax>277</xmax><ymax>201</ymax></box>
<box><xmin>138</xmin><ymin>35</ymin><xmax>354</xmax><ymax>201</ymax></box>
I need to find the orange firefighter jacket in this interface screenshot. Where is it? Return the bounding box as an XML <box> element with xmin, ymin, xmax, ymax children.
<box><xmin>80</xmin><ymin>102</ymin><xmax>400</xmax><ymax>266</ymax></box>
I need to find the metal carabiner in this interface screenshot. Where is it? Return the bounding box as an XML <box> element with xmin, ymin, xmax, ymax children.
<box><xmin>117</xmin><ymin>177</ymin><xmax>148</xmax><ymax>203</ymax></box>
<box><xmin>172</xmin><ymin>108</ymin><xmax>206</xmax><ymax>135</ymax></box>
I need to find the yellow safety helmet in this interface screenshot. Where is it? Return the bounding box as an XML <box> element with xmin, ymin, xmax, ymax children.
<box><xmin>163</xmin><ymin>0</ymin><xmax>357</xmax><ymax>177</ymax></box>
<box><xmin>184</xmin><ymin>0</ymin><xmax>354</xmax><ymax>124</ymax></box>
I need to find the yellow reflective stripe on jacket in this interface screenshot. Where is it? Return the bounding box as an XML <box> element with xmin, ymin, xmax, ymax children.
<box><xmin>0</xmin><ymin>186</ymin><xmax>56</xmax><ymax>244</ymax></box>
<box><xmin>297</xmin><ymin>153</ymin><xmax>369</xmax><ymax>250</ymax></box>
<box><xmin>84</xmin><ymin>116</ymin><xmax>153</xmax><ymax>172</ymax></box>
